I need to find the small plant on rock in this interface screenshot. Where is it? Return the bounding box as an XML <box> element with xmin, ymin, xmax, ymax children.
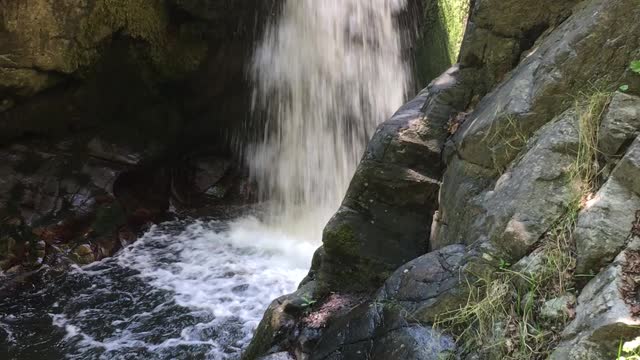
<box><xmin>300</xmin><ymin>296</ymin><xmax>317</xmax><ymax>309</ymax></box>
<box><xmin>630</xmin><ymin>60</ymin><xmax>640</xmax><ymax>75</ymax></box>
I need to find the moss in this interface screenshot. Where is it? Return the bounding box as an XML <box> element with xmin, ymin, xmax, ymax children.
<box><xmin>148</xmin><ymin>29</ymin><xmax>208</xmax><ymax>80</ymax></box>
<box><xmin>438</xmin><ymin>0</ymin><xmax>470</xmax><ymax>62</ymax></box>
<box><xmin>320</xmin><ymin>223</ymin><xmax>401</xmax><ymax>291</ymax></box>
<box><xmin>241</xmin><ymin>308</ymin><xmax>277</xmax><ymax>360</ymax></box>
<box><xmin>75</xmin><ymin>0</ymin><xmax>207</xmax><ymax>80</ymax></box>
<box><xmin>415</xmin><ymin>0</ymin><xmax>471</xmax><ymax>86</ymax></box>
<box><xmin>324</xmin><ymin>224</ymin><xmax>359</xmax><ymax>256</ymax></box>
<box><xmin>81</xmin><ymin>0</ymin><xmax>167</xmax><ymax>46</ymax></box>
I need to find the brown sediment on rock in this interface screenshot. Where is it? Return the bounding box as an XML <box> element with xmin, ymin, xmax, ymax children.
<box><xmin>621</xmin><ymin>214</ymin><xmax>640</xmax><ymax>317</ymax></box>
<box><xmin>632</xmin><ymin>210</ymin><xmax>640</xmax><ymax>238</ymax></box>
<box><xmin>301</xmin><ymin>293</ymin><xmax>365</xmax><ymax>329</ymax></box>
<box><xmin>621</xmin><ymin>249</ymin><xmax>640</xmax><ymax>317</ymax></box>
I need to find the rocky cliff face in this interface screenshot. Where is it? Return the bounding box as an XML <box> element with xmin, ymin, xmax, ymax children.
<box><xmin>0</xmin><ymin>0</ymin><xmax>271</xmax><ymax>275</ymax></box>
<box><xmin>247</xmin><ymin>0</ymin><xmax>640</xmax><ymax>359</ymax></box>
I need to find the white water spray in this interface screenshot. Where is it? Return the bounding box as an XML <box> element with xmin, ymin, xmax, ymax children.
<box><xmin>249</xmin><ymin>0</ymin><xmax>410</xmax><ymax>240</ymax></box>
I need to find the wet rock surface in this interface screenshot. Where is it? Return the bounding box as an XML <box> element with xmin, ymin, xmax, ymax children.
<box><xmin>0</xmin><ymin>136</ymin><xmax>246</xmax><ymax>278</ymax></box>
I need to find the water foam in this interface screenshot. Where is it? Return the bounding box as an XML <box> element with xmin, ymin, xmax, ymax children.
<box><xmin>34</xmin><ymin>219</ymin><xmax>312</xmax><ymax>359</ymax></box>
<box><xmin>117</xmin><ymin>219</ymin><xmax>313</xmax><ymax>330</ymax></box>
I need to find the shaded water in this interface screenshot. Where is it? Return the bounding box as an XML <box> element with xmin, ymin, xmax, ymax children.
<box><xmin>0</xmin><ymin>219</ymin><xmax>313</xmax><ymax>359</ymax></box>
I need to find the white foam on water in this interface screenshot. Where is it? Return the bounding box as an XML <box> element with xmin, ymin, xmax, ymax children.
<box><xmin>48</xmin><ymin>218</ymin><xmax>313</xmax><ymax>359</ymax></box>
<box><xmin>117</xmin><ymin>218</ymin><xmax>313</xmax><ymax>324</ymax></box>
<box><xmin>0</xmin><ymin>318</ymin><xmax>16</xmax><ymax>345</ymax></box>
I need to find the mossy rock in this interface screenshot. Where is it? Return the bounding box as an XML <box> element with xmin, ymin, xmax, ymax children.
<box><xmin>320</xmin><ymin>220</ymin><xmax>394</xmax><ymax>292</ymax></box>
<box><xmin>414</xmin><ymin>0</ymin><xmax>470</xmax><ymax>87</ymax></box>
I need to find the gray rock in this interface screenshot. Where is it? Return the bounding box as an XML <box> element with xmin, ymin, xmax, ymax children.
<box><xmin>437</xmin><ymin>109</ymin><xmax>582</xmax><ymax>259</ymax></box>
<box><xmin>511</xmin><ymin>248</ymin><xmax>546</xmax><ymax>278</ymax></box>
<box><xmin>455</xmin><ymin>0</ymin><xmax>640</xmax><ymax>171</ymax></box>
<box><xmin>550</xmin><ymin>240</ymin><xmax>640</xmax><ymax>359</ymax></box>
<box><xmin>471</xmin><ymin>0</ymin><xmax>576</xmax><ymax>36</ymax></box>
<box><xmin>377</xmin><ymin>244</ymin><xmax>482</xmax><ymax>323</ymax></box>
<box><xmin>540</xmin><ymin>295</ymin><xmax>576</xmax><ymax>321</ymax></box>
<box><xmin>87</xmin><ymin>138</ymin><xmax>142</xmax><ymax>166</ymax></box>
<box><xmin>193</xmin><ymin>157</ymin><xmax>231</xmax><ymax>194</ymax></box>
<box><xmin>576</xmin><ymin>136</ymin><xmax>640</xmax><ymax>275</ymax></box>
<box><xmin>459</xmin><ymin>0</ymin><xmax>580</xmax><ymax>96</ymax></box>
<box><xmin>437</xmin><ymin>0</ymin><xmax>640</xmax><ymax>256</ymax></box>
<box><xmin>598</xmin><ymin>93</ymin><xmax>640</xmax><ymax>160</ymax></box>
<box><xmin>0</xmin><ymin>143</ymin><xmax>131</xmax><ymax>224</ymax></box>
<box><xmin>309</xmin><ymin>302</ymin><xmax>455</xmax><ymax>360</ymax></box>
<box><xmin>370</xmin><ymin>325</ymin><xmax>455</xmax><ymax>360</ymax></box>
<box><xmin>242</xmin><ymin>281</ymin><xmax>317</xmax><ymax>360</ymax></box>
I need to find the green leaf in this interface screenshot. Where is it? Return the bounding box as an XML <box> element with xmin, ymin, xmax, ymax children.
<box><xmin>620</xmin><ymin>84</ymin><xmax>630</xmax><ymax>92</ymax></box>
<box><xmin>631</xmin><ymin>60</ymin><xmax>640</xmax><ymax>74</ymax></box>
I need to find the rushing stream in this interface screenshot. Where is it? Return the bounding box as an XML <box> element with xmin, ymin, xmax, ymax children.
<box><xmin>1</xmin><ymin>0</ymin><xmax>409</xmax><ymax>359</ymax></box>
<box><xmin>1</xmin><ymin>218</ymin><xmax>314</xmax><ymax>359</ymax></box>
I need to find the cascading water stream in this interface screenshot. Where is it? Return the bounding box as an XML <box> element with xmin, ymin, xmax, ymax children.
<box><xmin>248</xmin><ymin>0</ymin><xmax>410</xmax><ymax>240</ymax></box>
<box><xmin>0</xmin><ymin>2</ymin><xmax>410</xmax><ymax>359</ymax></box>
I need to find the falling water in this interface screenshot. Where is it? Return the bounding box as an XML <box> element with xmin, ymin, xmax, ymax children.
<box><xmin>248</xmin><ymin>0</ymin><xmax>410</xmax><ymax>240</ymax></box>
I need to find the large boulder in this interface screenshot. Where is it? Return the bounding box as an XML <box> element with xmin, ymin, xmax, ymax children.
<box><xmin>458</xmin><ymin>0</ymin><xmax>581</xmax><ymax>95</ymax></box>
<box><xmin>308</xmin><ymin>301</ymin><xmax>455</xmax><ymax>360</ymax></box>
<box><xmin>598</xmin><ymin>93</ymin><xmax>640</xmax><ymax>162</ymax></box>
<box><xmin>317</xmin><ymin>66</ymin><xmax>468</xmax><ymax>291</ymax></box>
<box><xmin>437</xmin><ymin>0</ymin><xmax>640</xmax><ymax>255</ymax></box>
<box><xmin>455</xmin><ymin>0</ymin><xmax>640</xmax><ymax>170</ymax></box>
<box><xmin>376</xmin><ymin>244</ymin><xmax>481</xmax><ymax>322</ymax></box>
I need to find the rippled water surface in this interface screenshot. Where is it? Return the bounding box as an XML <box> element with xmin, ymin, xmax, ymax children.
<box><xmin>0</xmin><ymin>218</ymin><xmax>314</xmax><ymax>360</ymax></box>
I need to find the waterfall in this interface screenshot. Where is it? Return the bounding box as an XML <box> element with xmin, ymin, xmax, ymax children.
<box><xmin>248</xmin><ymin>0</ymin><xmax>410</xmax><ymax>241</ymax></box>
